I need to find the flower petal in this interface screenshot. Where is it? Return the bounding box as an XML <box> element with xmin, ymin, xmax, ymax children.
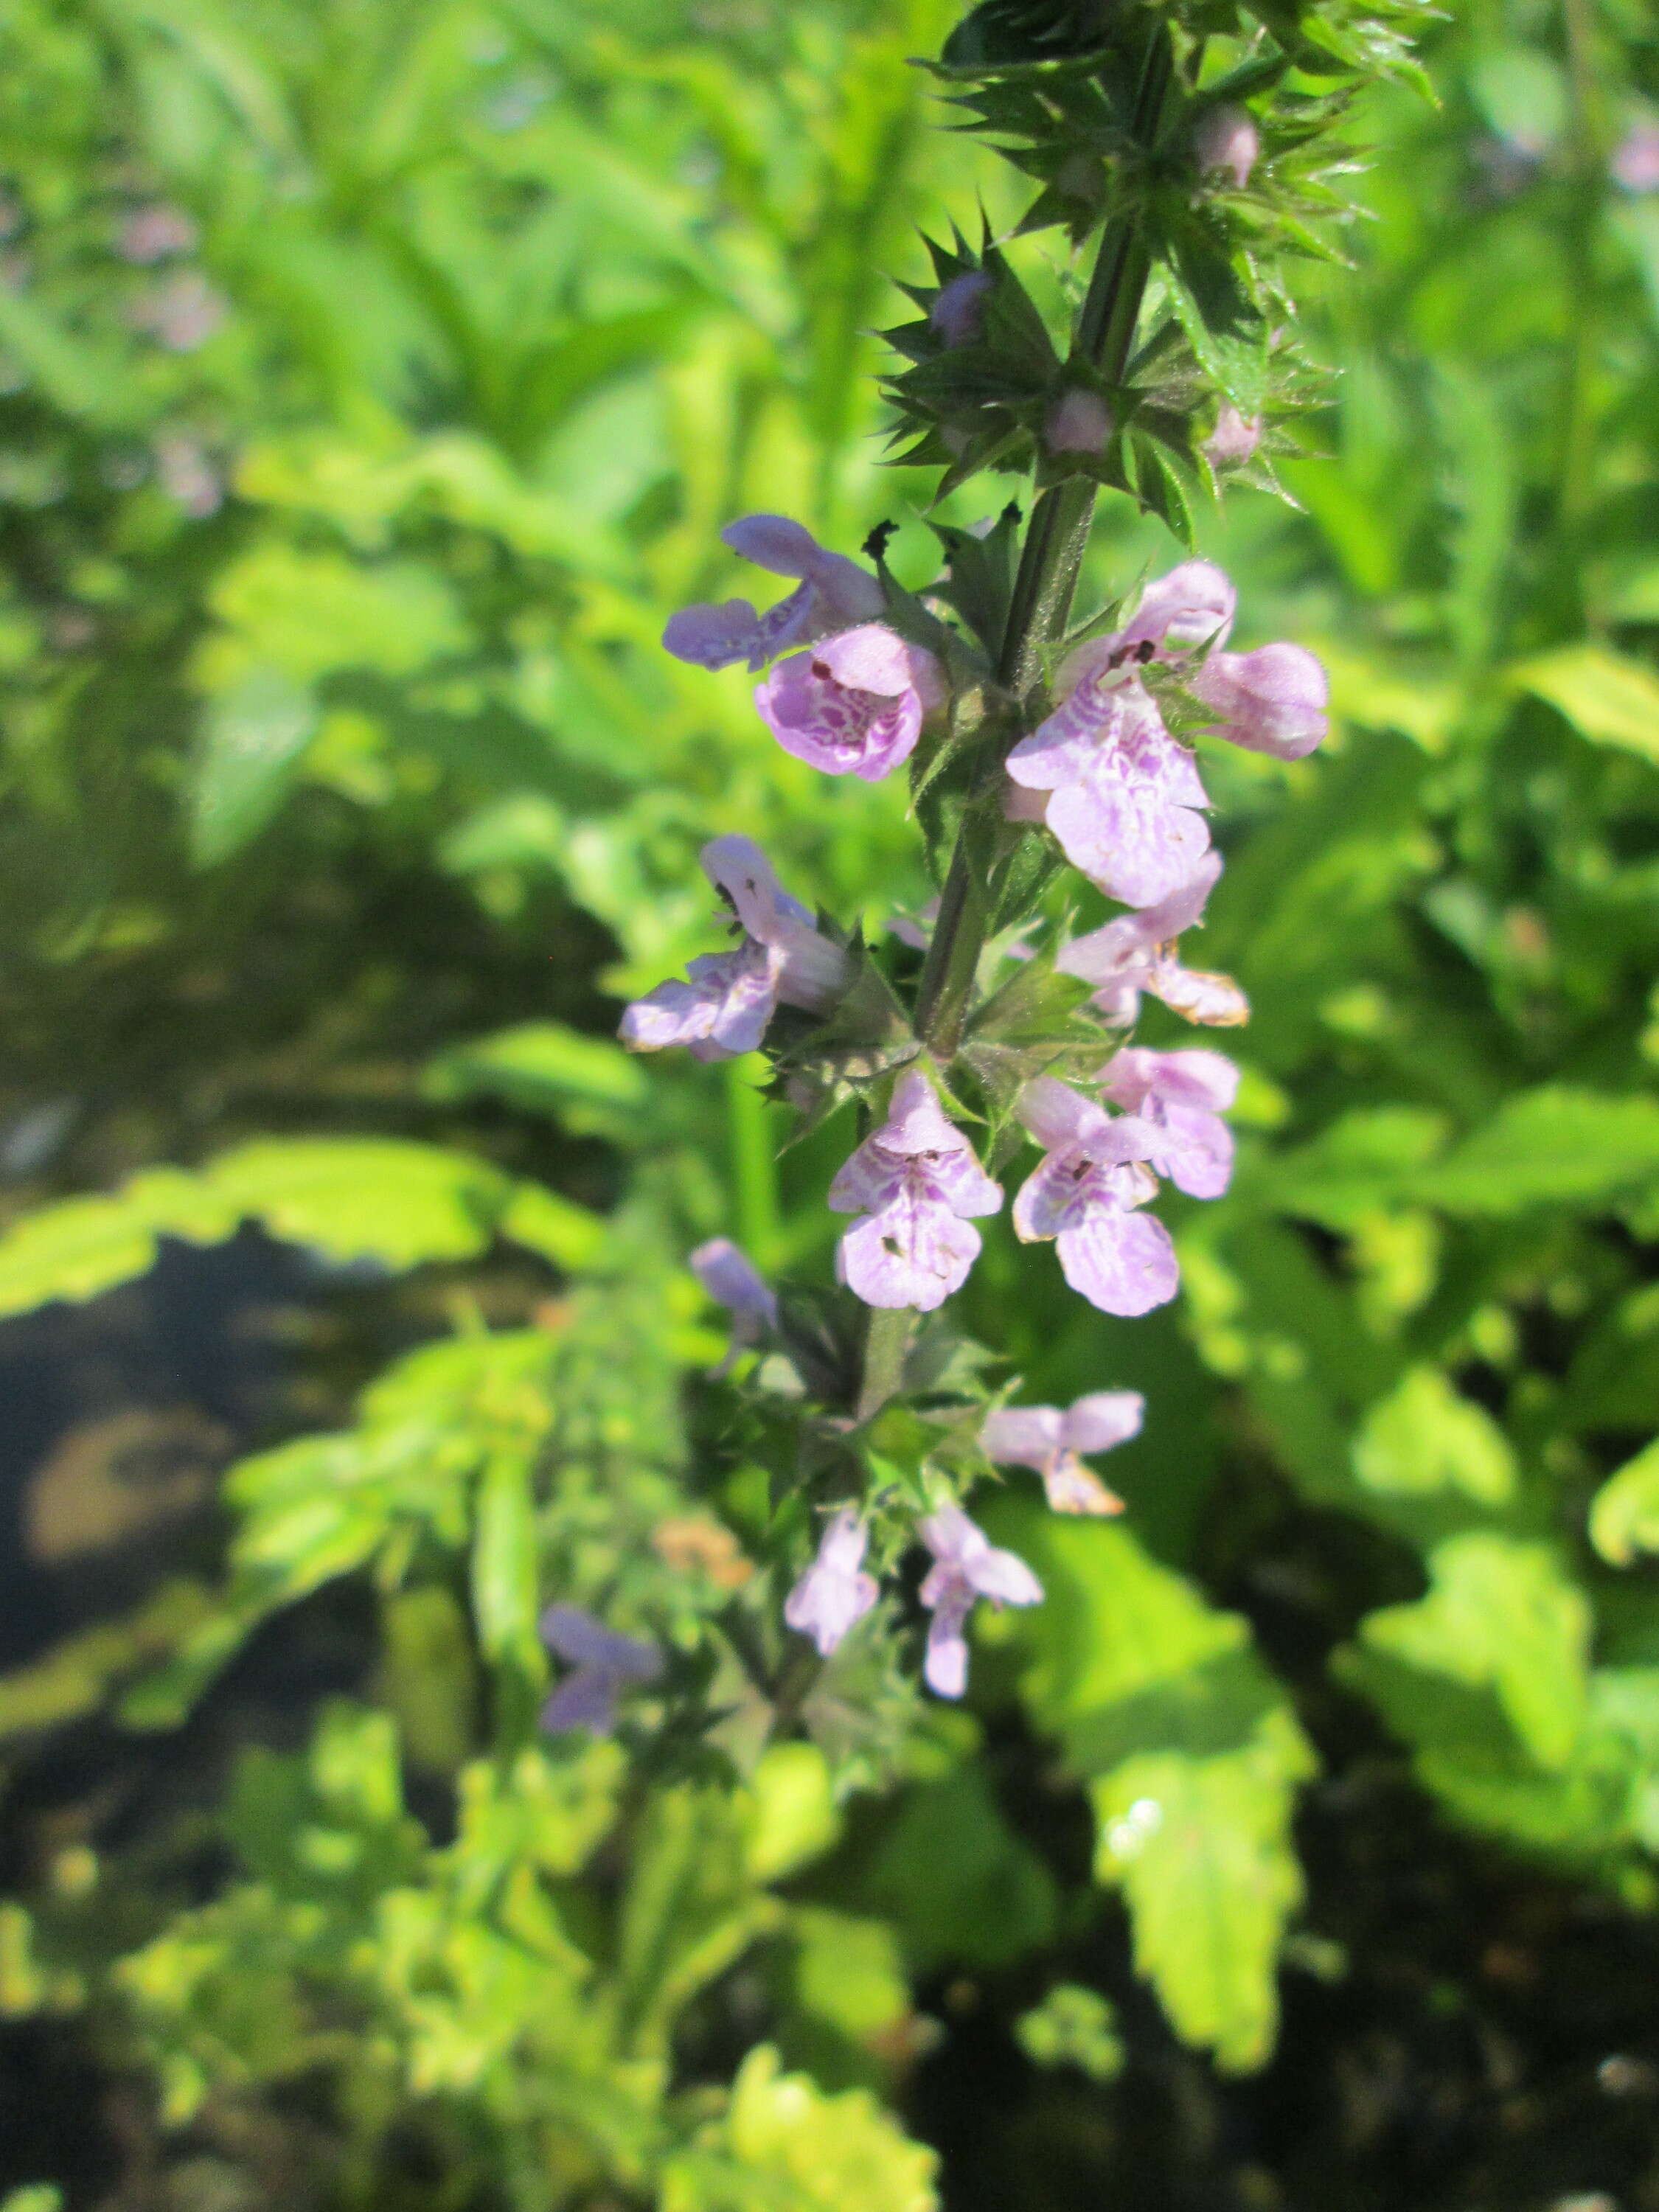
<box><xmin>838</xmin><ymin>1192</ymin><xmax>981</xmax><ymax>1310</ymax></box>
<box><xmin>1056</xmin><ymin>1207</ymin><xmax>1180</xmax><ymax>1315</ymax></box>
<box><xmin>1045</xmin><ymin>776</ymin><xmax>1212</xmax><ymax>910</ymax></box>
<box><xmin>1062</xmin><ymin>1390</ymin><xmax>1146</xmax><ymax>1455</ymax></box>
<box><xmin>981</xmin><ymin>1406</ymin><xmax>1066</xmax><ymax>1470</ymax></box>
<box><xmin>663</xmin><ymin>598</ymin><xmax>766</xmax><ymax>669</ymax></box>
<box><xmin>967</xmin><ymin>1542</ymin><xmax>1044</xmax><ymax>1607</ymax></box>
<box><xmin>924</xmin><ymin>1593</ymin><xmax>972</xmax><ymax>1698</ymax></box>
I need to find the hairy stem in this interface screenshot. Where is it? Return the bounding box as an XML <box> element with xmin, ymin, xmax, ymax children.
<box><xmin>911</xmin><ymin>26</ymin><xmax>1173</xmax><ymax>1055</ymax></box>
<box><xmin>857</xmin><ymin>1304</ymin><xmax>916</xmax><ymax>1422</ymax></box>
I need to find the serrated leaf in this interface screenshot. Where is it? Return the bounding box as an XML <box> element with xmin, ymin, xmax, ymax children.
<box><xmin>660</xmin><ymin>2045</ymin><xmax>938</xmax><ymax>2212</ymax></box>
<box><xmin>1262</xmin><ymin>1107</ymin><xmax>1450</xmax><ymax>1231</ymax></box>
<box><xmin>1003</xmin><ymin>1506</ymin><xmax>1313</xmax><ymax>2070</ymax></box>
<box><xmin>1088</xmin><ymin>1708</ymin><xmax>1314</xmax><ymax>2073</ymax></box>
<box><xmin>1357</xmin><ymin>1534</ymin><xmax>1590</xmax><ymax>1770</ymax></box>
<box><xmin>1352</xmin><ymin>1367</ymin><xmax>1515</xmax><ymax>1506</ymax></box>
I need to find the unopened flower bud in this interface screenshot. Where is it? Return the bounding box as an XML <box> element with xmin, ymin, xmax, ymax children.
<box><xmin>1194</xmin><ymin>104</ymin><xmax>1259</xmax><ymax>189</ymax></box>
<box><xmin>1044</xmin><ymin>388</ymin><xmax>1113</xmax><ymax>456</ymax></box>
<box><xmin>1190</xmin><ymin>641</ymin><xmax>1329</xmax><ymax>760</ymax></box>
<box><xmin>1203</xmin><ymin>404</ymin><xmax>1262</xmax><ymax>469</ymax></box>
<box><xmin>930</xmin><ymin>269</ymin><xmax>992</xmax><ymax>346</ymax></box>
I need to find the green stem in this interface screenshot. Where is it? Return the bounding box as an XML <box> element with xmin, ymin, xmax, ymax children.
<box><xmin>857</xmin><ymin>1304</ymin><xmax>915</xmax><ymax>1423</ymax></box>
<box><xmin>911</xmin><ymin>25</ymin><xmax>1173</xmax><ymax>1054</ymax></box>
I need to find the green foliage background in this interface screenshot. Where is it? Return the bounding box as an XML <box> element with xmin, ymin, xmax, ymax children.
<box><xmin>1</xmin><ymin>0</ymin><xmax>1658</xmax><ymax>2205</ymax></box>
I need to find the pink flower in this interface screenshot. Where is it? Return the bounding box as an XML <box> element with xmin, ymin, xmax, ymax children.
<box><xmin>755</xmin><ymin>622</ymin><xmax>945</xmax><ymax>782</ymax></box>
<box><xmin>785</xmin><ymin>1509</ymin><xmax>880</xmax><ymax>1655</ymax></box>
<box><xmin>1119</xmin><ymin>560</ymin><xmax>1237</xmax><ymax>655</ymax></box>
<box><xmin>153</xmin><ymin>431</ymin><xmax>223</xmax><ymax>518</ymax></box>
<box><xmin>931</xmin><ymin>269</ymin><xmax>992</xmax><ymax>344</ymax></box>
<box><xmin>1008</xmin><ymin>661</ymin><xmax>1213</xmax><ymax>908</ymax></box>
<box><xmin>118</xmin><ymin>205</ymin><xmax>198</xmax><ymax>263</ymax></box>
<box><xmin>1012</xmin><ymin>1077</ymin><xmax>1178</xmax><ymax>1317</ymax></box>
<box><xmin>1194</xmin><ymin>103</ymin><xmax>1260</xmax><ymax>188</ymax></box>
<box><xmin>828</xmin><ymin>1069</ymin><xmax>1003</xmax><ymax>1312</ymax></box>
<box><xmin>918</xmin><ymin>1504</ymin><xmax>1043</xmax><ymax>1697</ymax></box>
<box><xmin>128</xmin><ymin>271</ymin><xmax>226</xmax><ymax>352</ymax></box>
<box><xmin>1203</xmin><ymin>404</ymin><xmax>1262</xmax><ymax>468</ymax></box>
<box><xmin>663</xmin><ymin>514</ymin><xmax>883</xmax><ymax>672</ymax></box>
<box><xmin>981</xmin><ymin>1391</ymin><xmax>1143</xmax><ymax>1515</ymax></box>
<box><xmin>1099</xmin><ymin>1047</ymin><xmax>1239</xmax><ymax>1199</ymax></box>
<box><xmin>1612</xmin><ymin>122</ymin><xmax>1659</xmax><ymax>194</ymax></box>
<box><xmin>689</xmin><ymin>1237</ymin><xmax>777</xmax><ymax>1369</ymax></box>
<box><xmin>1045</xmin><ymin>388</ymin><xmax>1114</xmax><ymax>455</ymax></box>
<box><xmin>1056</xmin><ymin>855</ymin><xmax>1249</xmax><ymax>1029</ymax></box>
<box><xmin>540</xmin><ymin>1606</ymin><xmax>661</xmax><ymax>1733</ymax></box>
<box><xmin>620</xmin><ymin>835</ymin><xmax>850</xmax><ymax>1061</ymax></box>
<box><xmin>1189</xmin><ymin>641</ymin><xmax>1328</xmax><ymax>760</ymax></box>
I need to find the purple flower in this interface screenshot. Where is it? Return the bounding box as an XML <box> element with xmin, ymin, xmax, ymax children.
<box><xmin>1119</xmin><ymin>560</ymin><xmax>1237</xmax><ymax>656</ymax></box>
<box><xmin>1099</xmin><ymin>1046</ymin><xmax>1239</xmax><ymax>1199</ymax></box>
<box><xmin>1194</xmin><ymin>103</ymin><xmax>1260</xmax><ymax>188</ymax></box>
<box><xmin>663</xmin><ymin>514</ymin><xmax>883</xmax><ymax>672</ymax></box>
<box><xmin>620</xmin><ymin>835</ymin><xmax>851</xmax><ymax>1061</ymax></box>
<box><xmin>755</xmin><ymin>623</ymin><xmax>945</xmax><ymax>783</ymax></box>
<box><xmin>829</xmin><ymin>1069</ymin><xmax>1003</xmax><ymax>1312</ymax></box>
<box><xmin>931</xmin><ymin>269</ymin><xmax>993</xmax><ymax>344</ymax></box>
<box><xmin>153</xmin><ymin>431</ymin><xmax>223</xmax><ymax>518</ymax></box>
<box><xmin>118</xmin><ymin>205</ymin><xmax>198</xmax><ymax>263</ymax></box>
<box><xmin>540</xmin><ymin>1605</ymin><xmax>661</xmax><ymax>1734</ymax></box>
<box><xmin>1203</xmin><ymin>404</ymin><xmax>1262</xmax><ymax>469</ymax></box>
<box><xmin>784</xmin><ymin>1509</ymin><xmax>880</xmax><ymax>1655</ymax></box>
<box><xmin>1008</xmin><ymin>664</ymin><xmax>1212</xmax><ymax>908</ymax></box>
<box><xmin>918</xmin><ymin>1505</ymin><xmax>1043</xmax><ymax>1697</ymax></box>
<box><xmin>1189</xmin><ymin>641</ymin><xmax>1328</xmax><ymax>760</ymax></box>
<box><xmin>1612</xmin><ymin>122</ymin><xmax>1659</xmax><ymax>195</ymax></box>
<box><xmin>981</xmin><ymin>1389</ymin><xmax>1144</xmax><ymax>1515</ymax></box>
<box><xmin>1012</xmin><ymin>1077</ymin><xmax>1178</xmax><ymax>1317</ymax></box>
<box><xmin>1056</xmin><ymin>855</ymin><xmax>1250</xmax><ymax>1029</ymax></box>
<box><xmin>689</xmin><ymin>1237</ymin><xmax>777</xmax><ymax>1370</ymax></box>
<box><xmin>1045</xmin><ymin>388</ymin><xmax>1114</xmax><ymax>455</ymax></box>
<box><xmin>128</xmin><ymin>271</ymin><xmax>226</xmax><ymax>352</ymax></box>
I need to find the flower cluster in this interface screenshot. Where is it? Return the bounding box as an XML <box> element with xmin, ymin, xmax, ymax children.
<box><xmin>625</xmin><ymin>541</ymin><xmax>1318</xmax><ymax>1323</ymax></box>
<box><xmin>607</xmin><ymin>512</ymin><xmax>1328</xmax><ymax>1700</ymax></box>
<box><xmin>578</xmin><ymin>0</ymin><xmax>1387</xmax><ymax>1713</ymax></box>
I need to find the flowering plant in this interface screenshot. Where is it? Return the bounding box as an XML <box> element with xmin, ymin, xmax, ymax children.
<box><xmin>613</xmin><ymin>0</ymin><xmax>1427</xmax><ymax>1705</ymax></box>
